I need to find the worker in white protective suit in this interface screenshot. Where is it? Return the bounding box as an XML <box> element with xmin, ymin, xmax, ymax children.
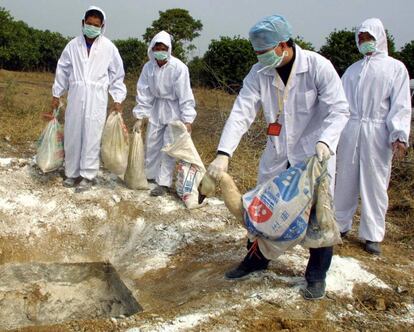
<box><xmin>47</xmin><ymin>6</ymin><xmax>126</xmax><ymax>192</ymax></box>
<box><xmin>334</xmin><ymin>18</ymin><xmax>411</xmax><ymax>255</ymax></box>
<box><xmin>132</xmin><ymin>31</ymin><xmax>197</xmax><ymax>196</ymax></box>
<box><xmin>207</xmin><ymin>15</ymin><xmax>350</xmax><ymax>300</ymax></box>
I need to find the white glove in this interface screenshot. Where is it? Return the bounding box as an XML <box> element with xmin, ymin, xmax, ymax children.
<box><xmin>315</xmin><ymin>142</ymin><xmax>331</xmax><ymax>162</ymax></box>
<box><xmin>207</xmin><ymin>155</ymin><xmax>229</xmax><ymax>180</ymax></box>
<box><xmin>133</xmin><ymin>118</ymin><xmax>143</xmax><ymax>132</ymax></box>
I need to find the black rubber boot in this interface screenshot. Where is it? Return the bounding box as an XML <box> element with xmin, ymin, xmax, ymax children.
<box><xmin>63</xmin><ymin>177</ymin><xmax>76</xmax><ymax>188</ymax></box>
<box><xmin>75</xmin><ymin>178</ymin><xmax>96</xmax><ymax>193</ymax></box>
<box><xmin>150</xmin><ymin>185</ymin><xmax>168</xmax><ymax>197</ymax></box>
<box><xmin>365</xmin><ymin>241</ymin><xmax>381</xmax><ymax>255</ymax></box>
<box><xmin>301</xmin><ymin>281</ymin><xmax>326</xmax><ymax>300</ymax></box>
<box><xmin>225</xmin><ymin>240</ymin><xmax>270</xmax><ymax>279</ymax></box>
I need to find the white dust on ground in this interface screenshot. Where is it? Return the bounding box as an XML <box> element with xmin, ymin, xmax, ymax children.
<box><xmin>0</xmin><ymin>157</ymin><xmax>12</xmax><ymax>167</ymax></box>
<box><xmin>0</xmin><ymin>156</ymin><xmax>413</xmax><ymax>330</ymax></box>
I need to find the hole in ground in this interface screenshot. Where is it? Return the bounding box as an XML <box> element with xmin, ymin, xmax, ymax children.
<box><xmin>0</xmin><ymin>262</ymin><xmax>142</xmax><ymax>330</ymax></box>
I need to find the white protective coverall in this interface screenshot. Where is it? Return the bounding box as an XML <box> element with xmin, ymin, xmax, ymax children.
<box><xmin>218</xmin><ymin>45</ymin><xmax>350</xmax><ymax>188</ymax></box>
<box><xmin>133</xmin><ymin>31</ymin><xmax>196</xmax><ymax>187</ymax></box>
<box><xmin>334</xmin><ymin>18</ymin><xmax>411</xmax><ymax>242</ymax></box>
<box><xmin>52</xmin><ymin>6</ymin><xmax>126</xmax><ymax>180</ymax></box>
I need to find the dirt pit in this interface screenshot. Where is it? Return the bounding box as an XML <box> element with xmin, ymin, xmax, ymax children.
<box><xmin>0</xmin><ymin>262</ymin><xmax>141</xmax><ymax>330</ymax></box>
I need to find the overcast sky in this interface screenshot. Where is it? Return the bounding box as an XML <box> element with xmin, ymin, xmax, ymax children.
<box><xmin>1</xmin><ymin>0</ymin><xmax>413</xmax><ymax>56</ymax></box>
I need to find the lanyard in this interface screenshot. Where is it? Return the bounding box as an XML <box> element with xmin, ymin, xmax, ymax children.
<box><xmin>275</xmin><ymin>62</ymin><xmax>296</xmax><ymax>122</ymax></box>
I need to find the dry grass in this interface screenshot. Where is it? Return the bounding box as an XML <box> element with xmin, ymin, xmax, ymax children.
<box><xmin>388</xmin><ymin>138</ymin><xmax>414</xmax><ymax>245</ymax></box>
<box><xmin>192</xmin><ymin>87</ymin><xmax>267</xmax><ymax>192</ymax></box>
<box><xmin>0</xmin><ymin>68</ymin><xmax>412</xmax><ymax>210</ymax></box>
<box><xmin>0</xmin><ymin>70</ymin><xmax>52</xmax><ymax>147</ymax></box>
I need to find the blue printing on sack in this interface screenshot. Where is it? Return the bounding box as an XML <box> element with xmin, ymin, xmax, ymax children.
<box><xmin>276</xmin><ymin>215</ymin><xmax>307</xmax><ymax>241</ymax></box>
<box><xmin>244</xmin><ymin>211</ymin><xmax>269</xmax><ymax>239</ymax></box>
<box><xmin>273</xmin><ymin>161</ymin><xmax>306</xmax><ymax>202</ymax></box>
<box><xmin>259</xmin><ymin>187</ymin><xmax>278</xmax><ymax>210</ymax></box>
<box><xmin>182</xmin><ymin>164</ymin><xmax>198</xmax><ymax>194</ymax></box>
<box><xmin>242</xmin><ymin>159</ymin><xmax>314</xmax><ymax>242</ymax></box>
<box><xmin>244</xmin><ymin>209</ymin><xmax>308</xmax><ymax>242</ymax></box>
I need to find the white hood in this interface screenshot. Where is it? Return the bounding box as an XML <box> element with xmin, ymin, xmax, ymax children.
<box><xmin>147</xmin><ymin>31</ymin><xmax>172</xmax><ymax>62</ymax></box>
<box><xmin>356</xmin><ymin>18</ymin><xmax>387</xmax><ymax>55</ymax></box>
<box><xmin>83</xmin><ymin>5</ymin><xmax>106</xmax><ymax>34</ymax></box>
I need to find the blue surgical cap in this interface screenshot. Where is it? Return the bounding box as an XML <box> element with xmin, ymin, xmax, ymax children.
<box><xmin>249</xmin><ymin>15</ymin><xmax>292</xmax><ymax>51</ymax></box>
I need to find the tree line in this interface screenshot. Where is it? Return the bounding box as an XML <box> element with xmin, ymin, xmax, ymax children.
<box><xmin>1</xmin><ymin>7</ymin><xmax>413</xmax><ymax>92</ymax></box>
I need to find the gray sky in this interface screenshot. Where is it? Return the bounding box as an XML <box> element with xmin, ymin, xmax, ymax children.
<box><xmin>1</xmin><ymin>0</ymin><xmax>413</xmax><ymax>57</ymax></box>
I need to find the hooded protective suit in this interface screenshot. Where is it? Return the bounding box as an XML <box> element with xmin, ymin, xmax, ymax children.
<box><xmin>133</xmin><ymin>31</ymin><xmax>196</xmax><ymax>187</ymax></box>
<box><xmin>334</xmin><ymin>18</ymin><xmax>411</xmax><ymax>242</ymax></box>
<box><xmin>52</xmin><ymin>6</ymin><xmax>126</xmax><ymax>180</ymax></box>
<box><xmin>217</xmin><ymin>44</ymin><xmax>350</xmax><ymax>188</ymax></box>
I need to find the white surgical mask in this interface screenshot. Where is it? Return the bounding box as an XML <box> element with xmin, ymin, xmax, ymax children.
<box><xmin>153</xmin><ymin>51</ymin><xmax>168</xmax><ymax>61</ymax></box>
<box><xmin>358</xmin><ymin>41</ymin><xmax>376</xmax><ymax>55</ymax></box>
<box><xmin>257</xmin><ymin>48</ymin><xmax>288</xmax><ymax>72</ymax></box>
<box><xmin>82</xmin><ymin>24</ymin><xmax>101</xmax><ymax>39</ymax></box>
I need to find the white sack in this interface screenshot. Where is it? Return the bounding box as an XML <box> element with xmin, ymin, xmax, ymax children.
<box><xmin>162</xmin><ymin>121</ymin><xmax>205</xmax><ymax>209</ymax></box>
<box><xmin>36</xmin><ymin>108</ymin><xmax>64</xmax><ymax>173</ymax></box>
<box><xmin>124</xmin><ymin>129</ymin><xmax>148</xmax><ymax>190</ymax></box>
<box><xmin>101</xmin><ymin>112</ymin><xmax>129</xmax><ymax>177</ymax></box>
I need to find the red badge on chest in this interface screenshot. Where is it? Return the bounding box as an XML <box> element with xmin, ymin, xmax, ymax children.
<box><xmin>267</xmin><ymin>122</ymin><xmax>282</xmax><ymax>136</ymax></box>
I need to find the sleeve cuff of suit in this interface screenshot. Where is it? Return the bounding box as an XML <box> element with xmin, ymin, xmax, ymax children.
<box><xmin>181</xmin><ymin>115</ymin><xmax>196</xmax><ymax>124</ymax></box>
<box><xmin>390</xmin><ymin>133</ymin><xmax>409</xmax><ymax>147</ymax></box>
<box><xmin>133</xmin><ymin>107</ymin><xmax>149</xmax><ymax>119</ymax></box>
<box><xmin>112</xmin><ymin>94</ymin><xmax>126</xmax><ymax>104</ymax></box>
<box><xmin>217</xmin><ymin>147</ymin><xmax>233</xmax><ymax>157</ymax></box>
<box><xmin>217</xmin><ymin>150</ymin><xmax>230</xmax><ymax>157</ymax></box>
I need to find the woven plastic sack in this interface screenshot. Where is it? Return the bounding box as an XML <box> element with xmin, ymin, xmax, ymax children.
<box><xmin>301</xmin><ymin>165</ymin><xmax>342</xmax><ymax>248</ymax></box>
<box><xmin>162</xmin><ymin>121</ymin><xmax>205</xmax><ymax>209</ymax></box>
<box><xmin>246</xmin><ymin>158</ymin><xmax>341</xmax><ymax>259</ymax></box>
<box><xmin>36</xmin><ymin>108</ymin><xmax>64</xmax><ymax>173</ymax></box>
<box><xmin>243</xmin><ymin>157</ymin><xmax>324</xmax><ymax>245</ymax></box>
<box><xmin>175</xmin><ymin>160</ymin><xmax>205</xmax><ymax>208</ymax></box>
<box><xmin>124</xmin><ymin>129</ymin><xmax>148</xmax><ymax>190</ymax></box>
<box><xmin>101</xmin><ymin>112</ymin><xmax>129</xmax><ymax>177</ymax></box>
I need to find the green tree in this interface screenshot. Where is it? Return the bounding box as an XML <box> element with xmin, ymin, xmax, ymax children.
<box><xmin>0</xmin><ymin>7</ymin><xmax>67</xmax><ymax>71</ymax></box>
<box><xmin>143</xmin><ymin>8</ymin><xmax>202</xmax><ymax>61</ymax></box>
<box><xmin>319</xmin><ymin>29</ymin><xmax>361</xmax><ymax>76</ymax></box>
<box><xmin>202</xmin><ymin>36</ymin><xmax>257</xmax><ymax>92</ymax></box>
<box><xmin>294</xmin><ymin>36</ymin><xmax>315</xmax><ymax>51</ymax></box>
<box><xmin>0</xmin><ymin>8</ymin><xmax>14</xmax><ymax>66</ymax></box>
<box><xmin>187</xmin><ymin>56</ymin><xmax>206</xmax><ymax>88</ymax></box>
<box><xmin>0</xmin><ymin>8</ymin><xmax>39</xmax><ymax>70</ymax></box>
<box><xmin>398</xmin><ymin>40</ymin><xmax>414</xmax><ymax>78</ymax></box>
<box><xmin>37</xmin><ymin>30</ymin><xmax>69</xmax><ymax>71</ymax></box>
<box><xmin>385</xmin><ymin>30</ymin><xmax>398</xmax><ymax>58</ymax></box>
<box><xmin>114</xmin><ymin>38</ymin><xmax>147</xmax><ymax>75</ymax></box>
